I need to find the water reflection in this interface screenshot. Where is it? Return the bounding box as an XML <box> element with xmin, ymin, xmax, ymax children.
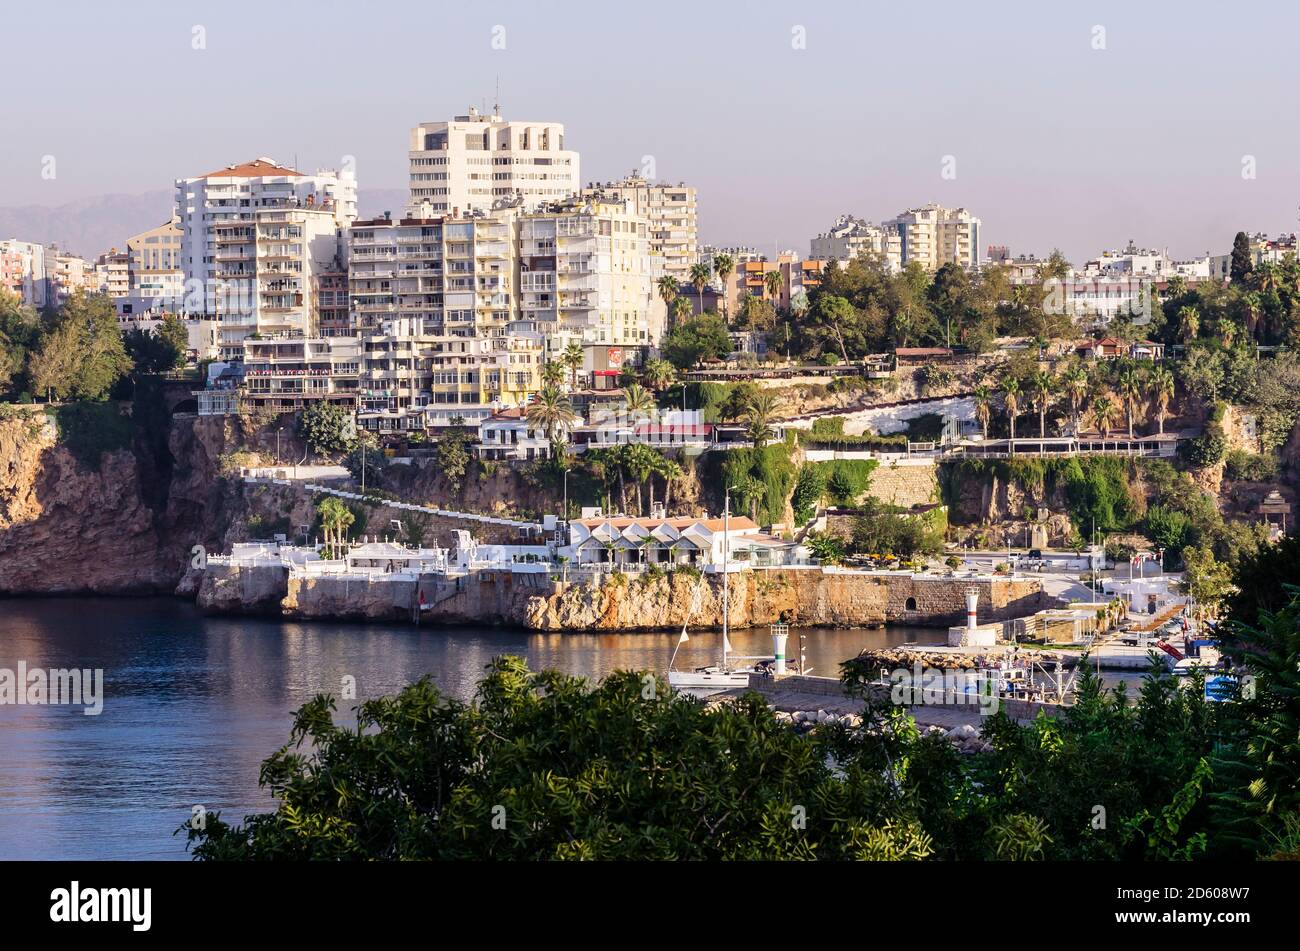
<box><xmin>0</xmin><ymin>597</ymin><xmax>940</xmax><ymax>860</ymax></box>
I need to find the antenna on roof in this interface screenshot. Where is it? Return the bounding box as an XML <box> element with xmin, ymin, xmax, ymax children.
<box><xmin>494</xmin><ymin>75</ymin><xmax>500</xmax><ymax>117</ymax></box>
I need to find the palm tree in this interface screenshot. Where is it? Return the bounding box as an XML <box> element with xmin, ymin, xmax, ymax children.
<box><xmin>763</xmin><ymin>269</ymin><xmax>783</xmax><ymax>310</ymax></box>
<box><xmin>1241</xmin><ymin>291</ymin><xmax>1263</xmax><ymax>340</ymax></box>
<box><xmin>526</xmin><ymin>384</ymin><xmax>579</xmax><ymax>445</ymax></box>
<box><xmin>1063</xmin><ymin>365</ymin><xmax>1089</xmax><ymax>434</ymax></box>
<box><xmin>562</xmin><ymin>342</ymin><xmax>584</xmax><ymax>390</ymax></box>
<box><xmin>1030</xmin><ymin>369</ymin><xmax>1054</xmax><ymax>438</ymax></box>
<box><xmin>540</xmin><ymin>360</ymin><xmax>565</xmax><ymax>388</ymax></box>
<box><xmin>621</xmin><ymin>382</ymin><xmax>656</xmax><ymax>419</ymax></box>
<box><xmin>1149</xmin><ymin>365</ymin><xmax>1175</xmax><ymax>435</ymax></box>
<box><xmin>1000</xmin><ymin>375</ymin><xmax>1022</xmax><ymax>443</ymax></box>
<box><xmin>1117</xmin><ymin>365</ymin><xmax>1144</xmax><ymax>437</ymax></box>
<box><xmin>316</xmin><ymin>496</ymin><xmax>355</xmax><ymax>558</ymax></box>
<box><xmin>731</xmin><ymin>475</ymin><xmax>765</xmax><ymax>525</ymax></box>
<box><xmin>713</xmin><ymin>253</ymin><xmax>734</xmax><ymax>320</ymax></box>
<box><xmin>973</xmin><ymin>383</ymin><xmax>993</xmax><ymax>440</ymax></box>
<box><xmin>642</xmin><ymin>358</ymin><xmax>676</xmax><ymax>392</ymax></box>
<box><xmin>688</xmin><ymin>262</ymin><xmax>712</xmax><ymax>315</ymax></box>
<box><xmin>671</xmin><ymin>296</ymin><xmax>693</xmax><ymax>327</ymax></box>
<box><xmin>1092</xmin><ymin>395</ymin><xmax>1119</xmax><ymax>440</ymax></box>
<box><xmin>742</xmin><ymin>392</ymin><xmax>780</xmax><ymax>448</ymax></box>
<box><xmin>660</xmin><ymin>275</ymin><xmax>681</xmax><ymax>319</ymax></box>
<box><xmin>1177</xmin><ymin>305</ymin><xmax>1200</xmax><ymax>342</ymax></box>
<box><xmin>624</xmin><ymin>443</ymin><xmax>660</xmax><ymax>515</ymax></box>
<box><xmin>657</xmin><ymin>458</ymin><xmax>683</xmax><ymax>515</ymax></box>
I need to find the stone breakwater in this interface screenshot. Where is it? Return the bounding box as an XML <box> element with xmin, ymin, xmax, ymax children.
<box><xmin>196</xmin><ymin>564</ymin><xmax>1049</xmax><ymax>632</ymax></box>
<box><xmin>844</xmin><ymin>645</ymin><xmax>1079</xmax><ymax>674</ymax></box>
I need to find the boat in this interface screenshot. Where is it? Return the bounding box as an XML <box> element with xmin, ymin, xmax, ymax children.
<box><xmin>667</xmin><ymin>494</ymin><xmax>770</xmax><ymax>689</ymax></box>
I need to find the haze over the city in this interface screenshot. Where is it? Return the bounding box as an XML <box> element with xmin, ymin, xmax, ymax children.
<box><xmin>5</xmin><ymin>0</ymin><xmax>1300</xmax><ymax>261</ymax></box>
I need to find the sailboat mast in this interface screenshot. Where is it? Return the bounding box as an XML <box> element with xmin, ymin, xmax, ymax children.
<box><xmin>722</xmin><ymin>493</ymin><xmax>729</xmax><ymax>667</ymax></box>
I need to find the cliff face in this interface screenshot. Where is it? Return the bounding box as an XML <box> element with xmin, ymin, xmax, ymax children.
<box><xmin>0</xmin><ymin>407</ymin><xmax>290</xmax><ymax>595</ymax></box>
<box><xmin>523</xmin><ymin>570</ymin><xmax>1045</xmax><ymax>632</ymax></box>
<box><xmin>0</xmin><ymin>412</ymin><xmax>175</xmax><ymax>593</ymax></box>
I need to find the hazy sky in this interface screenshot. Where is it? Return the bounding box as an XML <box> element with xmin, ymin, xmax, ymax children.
<box><xmin>5</xmin><ymin>0</ymin><xmax>1300</xmax><ymax>262</ymax></box>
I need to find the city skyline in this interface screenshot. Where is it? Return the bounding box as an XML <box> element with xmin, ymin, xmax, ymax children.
<box><xmin>5</xmin><ymin>0</ymin><xmax>1300</xmax><ymax>263</ymax></box>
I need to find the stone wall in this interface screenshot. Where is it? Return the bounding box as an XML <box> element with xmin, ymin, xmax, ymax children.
<box><xmin>866</xmin><ymin>461</ymin><xmax>939</xmax><ymax>508</ymax></box>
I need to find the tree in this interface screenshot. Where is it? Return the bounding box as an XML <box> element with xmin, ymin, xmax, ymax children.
<box><xmin>671</xmin><ymin>296</ymin><xmax>693</xmax><ymax>329</ymax></box>
<box><xmin>315</xmin><ymin>496</ymin><xmax>355</xmax><ymax>557</ymax></box>
<box><xmin>688</xmin><ymin>261</ymin><xmax>712</xmax><ymax>314</ymax></box>
<box><xmin>661</xmin><ymin>313</ymin><xmax>732</xmax><ymax>369</ymax></box>
<box><xmin>763</xmin><ymin>269</ymin><xmax>783</xmax><ymax>310</ymax></box>
<box><xmin>1091</xmin><ymin>395</ymin><xmax>1119</xmax><ymax>438</ymax></box>
<box><xmin>1177</xmin><ymin>305</ymin><xmax>1201</xmax><ymax>343</ymax></box>
<box><xmin>1149</xmin><ymin>365</ymin><xmax>1175</xmax><ymax>435</ymax></box>
<box><xmin>1180</xmin><ymin>544</ymin><xmax>1234</xmax><ymax>621</ymax></box>
<box><xmin>803</xmin><ymin>530</ymin><xmax>845</xmax><ymax>565</ymax></box>
<box><xmin>1064</xmin><ymin>365</ymin><xmax>1090</xmax><ymax>433</ymax></box>
<box><xmin>712</xmin><ymin>254</ymin><xmax>734</xmax><ymax>320</ymax></box>
<box><xmin>562</xmin><ymin>342</ymin><xmax>585</xmax><ymax>390</ymax></box>
<box><xmin>526</xmin><ymin>384</ymin><xmax>578</xmax><ymax>444</ymax></box>
<box><xmin>540</xmin><ymin>360</ymin><xmax>565</xmax><ymax>388</ymax></box>
<box><xmin>806</xmin><ymin>294</ymin><xmax>856</xmax><ymax>364</ymax></box>
<box><xmin>28</xmin><ymin>290</ymin><xmax>131</xmax><ymax>401</ymax></box>
<box><xmin>621</xmin><ymin>382</ymin><xmax>656</xmax><ymax>419</ymax></box>
<box><xmin>641</xmin><ymin>358</ymin><xmax>676</xmax><ymax>392</ymax></box>
<box><xmin>1230</xmin><ymin>231</ymin><xmax>1253</xmax><ymax>285</ymax></box>
<box><xmin>434</xmin><ymin>422</ymin><xmax>474</xmax><ymax>491</ymax></box>
<box><xmin>973</xmin><ymin>384</ymin><xmax>992</xmax><ymax>440</ymax></box>
<box><xmin>298</xmin><ymin>401</ymin><xmax>355</xmax><ymax>455</ymax></box>
<box><xmin>742</xmin><ymin>392</ymin><xmax>779</xmax><ymax>448</ymax></box>
<box><xmin>1000</xmin><ymin>375</ymin><xmax>1021</xmax><ymax>441</ymax></box>
<box><xmin>1029</xmin><ymin>369</ymin><xmax>1054</xmax><ymax>438</ymax></box>
<box><xmin>124</xmin><ymin>315</ymin><xmax>187</xmax><ymax>374</ymax></box>
<box><xmin>1117</xmin><ymin>365</ymin><xmax>1145</xmax><ymax>437</ymax></box>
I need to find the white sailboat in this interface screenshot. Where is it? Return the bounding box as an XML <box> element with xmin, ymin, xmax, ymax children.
<box><xmin>668</xmin><ymin>494</ymin><xmax>769</xmax><ymax>689</ymax></box>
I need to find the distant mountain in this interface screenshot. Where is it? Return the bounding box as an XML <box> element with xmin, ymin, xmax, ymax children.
<box><xmin>0</xmin><ymin>187</ymin><xmax>411</xmax><ymax>258</ymax></box>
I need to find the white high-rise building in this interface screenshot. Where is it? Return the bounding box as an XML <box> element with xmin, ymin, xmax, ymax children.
<box><xmin>811</xmin><ymin>214</ymin><xmax>888</xmax><ymax>266</ymax></box>
<box><xmin>175</xmin><ymin>157</ymin><xmax>357</xmax><ymax>359</ymax></box>
<box><xmin>406</xmin><ymin>106</ymin><xmax>579</xmax><ymax>216</ymax></box>
<box><xmin>0</xmin><ymin>239</ymin><xmax>49</xmax><ymax>308</ymax></box>
<box><xmin>883</xmin><ymin>203</ymin><xmax>981</xmax><ymax>271</ymax></box>
<box><xmin>582</xmin><ymin>173</ymin><xmax>696</xmax><ymax>282</ymax></box>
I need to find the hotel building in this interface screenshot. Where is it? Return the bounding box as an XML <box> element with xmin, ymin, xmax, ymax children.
<box><xmin>406</xmin><ymin>107</ymin><xmax>579</xmax><ymax>216</ymax></box>
<box><xmin>581</xmin><ymin>173</ymin><xmax>697</xmax><ymax>283</ymax></box>
<box><xmin>174</xmin><ymin>157</ymin><xmax>357</xmax><ymax>359</ymax></box>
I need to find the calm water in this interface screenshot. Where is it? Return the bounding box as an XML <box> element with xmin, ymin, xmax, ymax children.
<box><xmin>0</xmin><ymin>597</ymin><xmax>938</xmax><ymax>860</ymax></box>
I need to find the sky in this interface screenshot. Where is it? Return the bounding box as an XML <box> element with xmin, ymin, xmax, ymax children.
<box><xmin>4</xmin><ymin>0</ymin><xmax>1300</xmax><ymax>263</ymax></box>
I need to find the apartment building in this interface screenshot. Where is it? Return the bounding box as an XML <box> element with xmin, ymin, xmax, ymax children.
<box><xmin>126</xmin><ymin>220</ymin><xmax>184</xmax><ymax>299</ymax></box>
<box><xmin>581</xmin><ymin>173</ymin><xmax>696</xmax><ymax>283</ymax></box>
<box><xmin>1082</xmin><ymin>241</ymin><xmax>1174</xmax><ymax>278</ymax></box>
<box><xmin>357</xmin><ymin>322</ymin><xmax>544</xmax><ymax>432</ymax></box>
<box><xmin>718</xmin><ymin>252</ymin><xmax>826</xmax><ymax>315</ymax></box>
<box><xmin>1207</xmin><ymin>232</ymin><xmax>1298</xmax><ymax>280</ymax></box>
<box><xmin>241</xmin><ymin>334</ymin><xmax>361</xmax><ymax>412</ymax></box>
<box><xmin>348</xmin><ymin>211</ymin><xmax>515</xmax><ymax>339</ymax></box>
<box><xmin>1</xmin><ymin>239</ymin><xmax>49</xmax><ymax>307</ymax></box>
<box><xmin>810</xmin><ymin>214</ymin><xmax>888</xmax><ymax>265</ymax></box>
<box><xmin>406</xmin><ymin>106</ymin><xmax>579</xmax><ymax>216</ymax></box>
<box><xmin>882</xmin><ymin>203</ymin><xmax>981</xmax><ymax>271</ymax></box>
<box><xmin>48</xmin><ymin>249</ymin><xmax>97</xmax><ymax>305</ymax></box>
<box><xmin>517</xmin><ymin>194</ymin><xmax>664</xmax><ymax>358</ymax></box>
<box><xmin>94</xmin><ymin>249</ymin><xmax>130</xmax><ymax>298</ymax></box>
<box><xmin>175</xmin><ymin>157</ymin><xmax>357</xmax><ymax>359</ymax></box>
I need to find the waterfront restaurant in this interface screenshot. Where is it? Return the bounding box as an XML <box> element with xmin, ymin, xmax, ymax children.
<box><xmin>563</xmin><ymin>516</ymin><xmax>798</xmax><ymax>569</ymax></box>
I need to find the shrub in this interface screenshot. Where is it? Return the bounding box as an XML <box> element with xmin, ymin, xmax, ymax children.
<box><xmin>1223</xmin><ymin>449</ymin><xmax>1279</xmax><ymax>482</ymax></box>
<box><xmin>49</xmin><ymin>402</ymin><xmax>134</xmax><ymax>469</ymax></box>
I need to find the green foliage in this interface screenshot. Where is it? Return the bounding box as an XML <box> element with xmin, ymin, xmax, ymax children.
<box><xmin>49</xmin><ymin>402</ymin><xmax>134</xmax><ymax>468</ymax></box>
<box><xmin>661</xmin><ymin>313</ymin><xmax>732</xmax><ymax>369</ymax></box>
<box><xmin>816</xmin><ymin>459</ymin><xmax>879</xmax><ymax>506</ymax></box>
<box><xmin>712</xmin><ymin>440</ymin><xmax>797</xmax><ymax>526</ymax></box>
<box><xmin>944</xmin><ymin>457</ymin><xmax>1138</xmax><ymax>534</ymax></box>
<box><xmin>297</xmin><ymin>401</ymin><xmax>355</xmax><ymax>455</ymax></box>
<box><xmin>1223</xmin><ymin>449</ymin><xmax>1279</xmax><ymax>482</ymax></box>
<box><xmin>434</xmin><ymin>425</ymin><xmax>475</xmax><ymax>491</ymax></box>
<box><xmin>246</xmin><ymin>514</ymin><xmax>292</xmax><ymax>540</ymax></box>
<box><xmin>28</xmin><ymin>290</ymin><xmax>132</xmax><ymax>401</ymax></box>
<box><xmin>123</xmin><ymin>315</ymin><xmax>187</xmax><ymax>373</ymax></box>
<box><xmin>791</xmin><ymin>463</ymin><xmax>827</xmax><ymax>525</ymax></box>
<box><xmin>846</xmin><ymin>498</ymin><xmax>946</xmax><ymax>557</ymax></box>
<box><xmin>1179</xmin><ymin>429</ymin><xmax>1228</xmax><ymax>468</ymax></box>
<box><xmin>803</xmin><ymin>530</ymin><xmax>846</xmax><ymax>565</ymax></box>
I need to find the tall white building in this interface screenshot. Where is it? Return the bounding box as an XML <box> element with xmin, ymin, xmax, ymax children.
<box><xmin>174</xmin><ymin>157</ymin><xmax>357</xmax><ymax>359</ymax></box>
<box><xmin>581</xmin><ymin>173</ymin><xmax>696</xmax><ymax>282</ymax></box>
<box><xmin>883</xmin><ymin>203</ymin><xmax>981</xmax><ymax>271</ymax></box>
<box><xmin>406</xmin><ymin>107</ymin><xmax>579</xmax><ymax>216</ymax></box>
<box><xmin>810</xmin><ymin>214</ymin><xmax>888</xmax><ymax>265</ymax></box>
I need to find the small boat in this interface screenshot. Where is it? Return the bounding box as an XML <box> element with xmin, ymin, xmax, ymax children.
<box><xmin>667</xmin><ymin>495</ymin><xmax>770</xmax><ymax>690</ymax></box>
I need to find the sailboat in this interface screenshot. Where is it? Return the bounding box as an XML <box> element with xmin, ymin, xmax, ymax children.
<box><xmin>667</xmin><ymin>494</ymin><xmax>770</xmax><ymax>689</ymax></box>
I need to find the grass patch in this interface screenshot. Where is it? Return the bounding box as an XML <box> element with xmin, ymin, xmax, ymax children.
<box><xmin>49</xmin><ymin>402</ymin><xmax>135</xmax><ymax>469</ymax></box>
